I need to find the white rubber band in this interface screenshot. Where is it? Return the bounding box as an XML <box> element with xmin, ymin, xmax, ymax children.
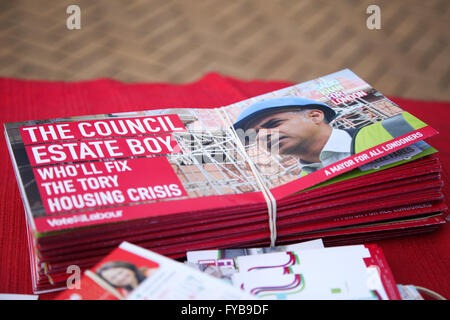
<box><xmin>217</xmin><ymin>109</ymin><xmax>278</xmax><ymax>247</ymax></box>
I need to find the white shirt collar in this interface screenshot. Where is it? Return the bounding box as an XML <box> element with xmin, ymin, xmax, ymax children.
<box><xmin>320</xmin><ymin>128</ymin><xmax>353</xmax><ymax>160</ymax></box>
<box><xmin>299</xmin><ymin>128</ymin><xmax>352</xmax><ymax>173</ymax></box>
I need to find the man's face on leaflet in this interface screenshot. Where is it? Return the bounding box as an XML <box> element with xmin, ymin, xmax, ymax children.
<box><xmin>249</xmin><ymin>109</ymin><xmax>326</xmax><ymax>156</ymax></box>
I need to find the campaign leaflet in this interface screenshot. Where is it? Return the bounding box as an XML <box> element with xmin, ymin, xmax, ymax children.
<box><xmin>185</xmin><ymin>239</ymin><xmax>324</xmax><ymax>282</ymax></box>
<box><xmin>55</xmin><ymin>242</ymin><xmax>253</xmax><ymax>300</ymax></box>
<box><xmin>231</xmin><ymin>244</ymin><xmax>401</xmax><ymax>300</ymax></box>
<box><xmin>186</xmin><ymin>242</ymin><xmax>401</xmax><ymax>300</ymax></box>
<box><xmin>4</xmin><ymin>69</ymin><xmax>438</xmax><ymax>235</ymax></box>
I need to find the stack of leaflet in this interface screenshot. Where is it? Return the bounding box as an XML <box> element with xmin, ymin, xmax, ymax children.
<box><xmin>55</xmin><ymin>240</ymin><xmax>404</xmax><ymax>300</ymax></box>
<box><xmin>5</xmin><ymin>69</ymin><xmax>446</xmax><ymax>293</ymax></box>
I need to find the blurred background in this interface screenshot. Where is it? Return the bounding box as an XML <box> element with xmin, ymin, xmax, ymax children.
<box><xmin>1</xmin><ymin>0</ymin><xmax>449</xmax><ymax>100</ymax></box>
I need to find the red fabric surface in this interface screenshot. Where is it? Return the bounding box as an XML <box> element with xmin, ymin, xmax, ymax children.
<box><xmin>0</xmin><ymin>73</ymin><xmax>448</xmax><ymax>299</ymax></box>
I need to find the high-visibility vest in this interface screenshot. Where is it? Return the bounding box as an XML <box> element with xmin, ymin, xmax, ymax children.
<box><xmin>300</xmin><ymin>169</ymin><xmax>308</xmax><ymax>178</ymax></box>
<box><xmin>351</xmin><ymin>111</ymin><xmax>428</xmax><ymax>154</ymax></box>
<box><xmin>299</xmin><ymin>112</ymin><xmax>428</xmax><ymax>177</ymax></box>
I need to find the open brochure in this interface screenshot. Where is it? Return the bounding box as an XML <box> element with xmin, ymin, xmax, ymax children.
<box><xmin>4</xmin><ymin>69</ymin><xmax>438</xmax><ymax>238</ymax></box>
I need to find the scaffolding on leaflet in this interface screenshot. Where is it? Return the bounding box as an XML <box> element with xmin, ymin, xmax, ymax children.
<box><xmin>156</xmin><ymin>108</ymin><xmax>302</xmax><ymax>198</ymax></box>
<box><xmin>104</xmin><ymin>95</ymin><xmax>403</xmax><ymax>199</ymax></box>
<box><xmin>156</xmin><ymin>108</ymin><xmax>260</xmax><ymax>198</ymax></box>
<box><xmin>330</xmin><ymin>92</ymin><xmax>403</xmax><ymax>130</ymax></box>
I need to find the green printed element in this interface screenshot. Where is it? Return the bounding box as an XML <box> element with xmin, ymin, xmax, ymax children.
<box><xmin>331</xmin><ymin>288</ymin><xmax>342</xmax><ymax>294</ymax></box>
<box><xmin>370</xmin><ymin>290</ymin><xmax>382</xmax><ymax>300</ymax></box>
<box><xmin>285</xmin><ymin>267</ymin><xmax>294</xmax><ymax>274</ymax></box>
<box><xmin>289</xmin><ymin>251</ymin><xmax>300</xmax><ymax>265</ymax></box>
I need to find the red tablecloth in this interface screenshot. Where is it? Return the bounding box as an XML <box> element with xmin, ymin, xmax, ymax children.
<box><xmin>0</xmin><ymin>73</ymin><xmax>448</xmax><ymax>299</ymax></box>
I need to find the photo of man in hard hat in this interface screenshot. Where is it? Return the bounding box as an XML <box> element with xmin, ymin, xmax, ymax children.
<box><xmin>233</xmin><ymin>97</ymin><xmax>428</xmax><ymax>177</ymax></box>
